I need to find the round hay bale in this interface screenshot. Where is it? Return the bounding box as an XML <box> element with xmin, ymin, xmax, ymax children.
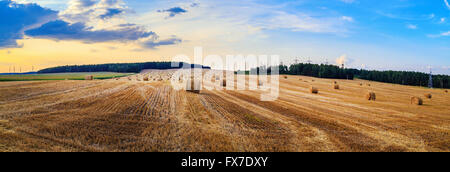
<box><xmin>424</xmin><ymin>93</ymin><xmax>432</xmax><ymax>99</ymax></box>
<box><xmin>411</xmin><ymin>97</ymin><xmax>423</xmax><ymax>105</ymax></box>
<box><xmin>333</xmin><ymin>84</ymin><xmax>340</xmax><ymax>90</ymax></box>
<box><xmin>222</xmin><ymin>80</ymin><xmax>227</xmax><ymax>87</ymax></box>
<box><xmin>366</xmin><ymin>92</ymin><xmax>376</xmax><ymax>101</ymax></box>
<box><xmin>85</xmin><ymin>75</ymin><xmax>94</xmax><ymax>80</ymax></box>
<box><xmin>310</xmin><ymin>86</ymin><xmax>319</xmax><ymax>94</ymax></box>
<box><xmin>258</xmin><ymin>80</ymin><xmax>263</xmax><ymax>86</ymax></box>
<box><xmin>359</xmin><ymin>83</ymin><xmax>363</xmax><ymax>86</ymax></box>
<box><xmin>284</xmin><ymin>76</ymin><xmax>288</xmax><ymax>79</ymax></box>
<box><xmin>143</xmin><ymin>76</ymin><xmax>149</xmax><ymax>81</ymax></box>
<box><xmin>367</xmin><ymin>84</ymin><xmax>371</xmax><ymax>87</ymax></box>
<box><xmin>445</xmin><ymin>90</ymin><xmax>448</xmax><ymax>93</ymax></box>
<box><xmin>334</xmin><ymin>81</ymin><xmax>338</xmax><ymax>84</ymax></box>
<box><xmin>186</xmin><ymin>79</ymin><xmax>201</xmax><ymax>94</ymax></box>
<box><xmin>312</xmin><ymin>79</ymin><xmax>315</xmax><ymax>82</ymax></box>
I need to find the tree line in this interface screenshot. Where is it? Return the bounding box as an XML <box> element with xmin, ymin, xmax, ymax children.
<box><xmin>38</xmin><ymin>62</ymin><xmax>211</xmax><ymax>74</ymax></box>
<box><xmin>357</xmin><ymin>69</ymin><xmax>449</xmax><ymax>89</ymax></box>
<box><xmin>253</xmin><ymin>63</ymin><xmax>356</xmax><ymax>80</ymax></box>
<box><xmin>258</xmin><ymin>63</ymin><xmax>449</xmax><ymax>88</ymax></box>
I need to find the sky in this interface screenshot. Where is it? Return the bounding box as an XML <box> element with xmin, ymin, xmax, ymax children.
<box><xmin>0</xmin><ymin>0</ymin><xmax>449</xmax><ymax>74</ymax></box>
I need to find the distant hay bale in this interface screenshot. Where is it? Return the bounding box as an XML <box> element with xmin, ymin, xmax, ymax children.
<box><xmin>299</xmin><ymin>78</ymin><xmax>302</xmax><ymax>81</ymax></box>
<box><xmin>186</xmin><ymin>79</ymin><xmax>201</xmax><ymax>94</ymax></box>
<box><xmin>359</xmin><ymin>83</ymin><xmax>363</xmax><ymax>86</ymax></box>
<box><xmin>445</xmin><ymin>90</ymin><xmax>448</xmax><ymax>93</ymax></box>
<box><xmin>334</xmin><ymin>81</ymin><xmax>338</xmax><ymax>84</ymax></box>
<box><xmin>366</xmin><ymin>92</ymin><xmax>376</xmax><ymax>101</ymax></box>
<box><xmin>411</xmin><ymin>97</ymin><xmax>423</xmax><ymax>105</ymax></box>
<box><xmin>424</xmin><ymin>93</ymin><xmax>432</xmax><ymax>99</ymax></box>
<box><xmin>367</xmin><ymin>84</ymin><xmax>371</xmax><ymax>87</ymax></box>
<box><xmin>258</xmin><ymin>80</ymin><xmax>263</xmax><ymax>86</ymax></box>
<box><xmin>85</xmin><ymin>75</ymin><xmax>94</xmax><ymax>80</ymax></box>
<box><xmin>143</xmin><ymin>76</ymin><xmax>149</xmax><ymax>81</ymax></box>
<box><xmin>333</xmin><ymin>84</ymin><xmax>340</xmax><ymax>90</ymax></box>
<box><xmin>312</xmin><ymin>79</ymin><xmax>315</xmax><ymax>82</ymax></box>
<box><xmin>222</xmin><ymin>80</ymin><xmax>227</xmax><ymax>87</ymax></box>
<box><xmin>310</xmin><ymin>86</ymin><xmax>319</xmax><ymax>94</ymax></box>
<box><xmin>284</xmin><ymin>76</ymin><xmax>288</xmax><ymax>79</ymax></box>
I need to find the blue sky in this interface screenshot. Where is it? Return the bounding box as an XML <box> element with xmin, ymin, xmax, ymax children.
<box><xmin>1</xmin><ymin>0</ymin><xmax>449</xmax><ymax>74</ymax></box>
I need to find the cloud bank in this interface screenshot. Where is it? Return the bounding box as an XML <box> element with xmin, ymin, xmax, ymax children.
<box><xmin>0</xmin><ymin>0</ymin><xmax>182</xmax><ymax>49</ymax></box>
<box><xmin>0</xmin><ymin>0</ymin><xmax>57</xmax><ymax>48</ymax></box>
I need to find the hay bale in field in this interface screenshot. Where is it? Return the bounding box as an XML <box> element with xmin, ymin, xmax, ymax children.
<box><xmin>334</xmin><ymin>81</ymin><xmax>338</xmax><ymax>84</ymax></box>
<box><xmin>258</xmin><ymin>80</ymin><xmax>263</xmax><ymax>86</ymax></box>
<box><xmin>284</xmin><ymin>76</ymin><xmax>288</xmax><ymax>79</ymax></box>
<box><xmin>310</xmin><ymin>86</ymin><xmax>319</xmax><ymax>94</ymax></box>
<box><xmin>445</xmin><ymin>90</ymin><xmax>448</xmax><ymax>93</ymax></box>
<box><xmin>186</xmin><ymin>79</ymin><xmax>201</xmax><ymax>94</ymax></box>
<box><xmin>359</xmin><ymin>83</ymin><xmax>363</xmax><ymax>86</ymax></box>
<box><xmin>312</xmin><ymin>79</ymin><xmax>315</xmax><ymax>82</ymax></box>
<box><xmin>333</xmin><ymin>84</ymin><xmax>340</xmax><ymax>90</ymax></box>
<box><xmin>367</xmin><ymin>84</ymin><xmax>371</xmax><ymax>87</ymax></box>
<box><xmin>299</xmin><ymin>78</ymin><xmax>302</xmax><ymax>81</ymax></box>
<box><xmin>424</xmin><ymin>93</ymin><xmax>432</xmax><ymax>99</ymax></box>
<box><xmin>222</xmin><ymin>79</ymin><xmax>227</xmax><ymax>87</ymax></box>
<box><xmin>85</xmin><ymin>75</ymin><xmax>94</xmax><ymax>80</ymax></box>
<box><xmin>411</xmin><ymin>97</ymin><xmax>423</xmax><ymax>105</ymax></box>
<box><xmin>366</xmin><ymin>92</ymin><xmax>376</xmax><ymax>101</ymax></box>
<box><xmin>143</xmin><ymin>76</ymin><xmax>149</xmax><ymax>81</ymax></box>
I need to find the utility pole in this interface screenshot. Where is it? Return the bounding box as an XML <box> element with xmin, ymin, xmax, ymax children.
<box><xmin>428</xmin><ymin>68</ymin><xmax>433</xmax><ymax>88</ymax></box>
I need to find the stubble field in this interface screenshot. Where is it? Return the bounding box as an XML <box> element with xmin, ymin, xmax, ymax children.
<box><xmin>0</xmin><ymin>70</ymin><xmax>449</xmax><ymax>152</ymax></box>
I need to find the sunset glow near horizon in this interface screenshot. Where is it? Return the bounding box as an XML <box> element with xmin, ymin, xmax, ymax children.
<box><xmin>1</xmin><ymin>0</ymin><xmax>449</xmax><ymax>74</ymax></box>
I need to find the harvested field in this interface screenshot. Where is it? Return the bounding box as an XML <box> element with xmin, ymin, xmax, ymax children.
<box><xmin>0</xmin><ymin>72</ymin><xmax>449</xmax><ymax>152</ymax></box>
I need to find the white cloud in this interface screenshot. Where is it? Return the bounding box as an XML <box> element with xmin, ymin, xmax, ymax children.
<box><xmin>442</xmin><ymin>31</ymin><xmax>450</xmax><ymax>36</ymax></box>
<box><xmin>60</xmin><ymin>0</ymin><xmax>128</xmax><ymax>29</ymax></box>
<box><xmin>441</xmin><ymin>18</ymin><xmax>446</xmax><ymax>23</ymax></box>
<box><xmin>427</xmin><ymin>31</ymin><xmax>450</xmax><ymax>38</ymax></box>
<box><xmin>341</xmin><ymin>0</ymin><xmax>355</xmax><ymax>3</ymax></box>
<box><xmin>341</xmin><ymin>16</ymin><xmax>354</xmax><ymax>22</ymax></box>
<box><xmin>445</xmin><ymin>0</ymin><xmax>450</xmax><ymax>9</ymax></box>
<box><xmin>407</xmin><ymin>24</ymin><xmax>417</xmax><ymax>30</ymax></box>
<box><xmin>336</xmin><ymin>54</ymin><xmax>354</xmax><ymax>67</ymax></box>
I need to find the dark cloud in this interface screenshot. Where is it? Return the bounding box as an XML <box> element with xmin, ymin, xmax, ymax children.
<box><xmin>99</xmin><ymin>8</ymin><xmax>124</xmax><ymax>19</ymax></box>
<box><xmin>158</xmin><ymin>7</ymin><xmax>187</xmax><ymax>18</ymax></box>
<box><xmin>191</xmin><ymin>3</ymin><xmax>199</xmax><ymax>7</ymax></box>
<box><xmin>0</xmin><ymin>0</ymin><xmax>57</xmax><ymax>48</ymax></box>
<box><xmin>25</xmin><ymin>20</ymin><xmax>156</xmax><ymax>43</ymax></box>
<box><xmin>142</xmin><ymin>38</ymin><xmax>182</xmax><ymax>49</ymax></box>
<box><xmin>0</xmin><ymin>0</ymin><xmax>182</xmax><ymax>50</ymax></box>
<box><xmin>75</xmin><ymin>0</ymin><xmax>97</xmax><ymax>8</ymax></box>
